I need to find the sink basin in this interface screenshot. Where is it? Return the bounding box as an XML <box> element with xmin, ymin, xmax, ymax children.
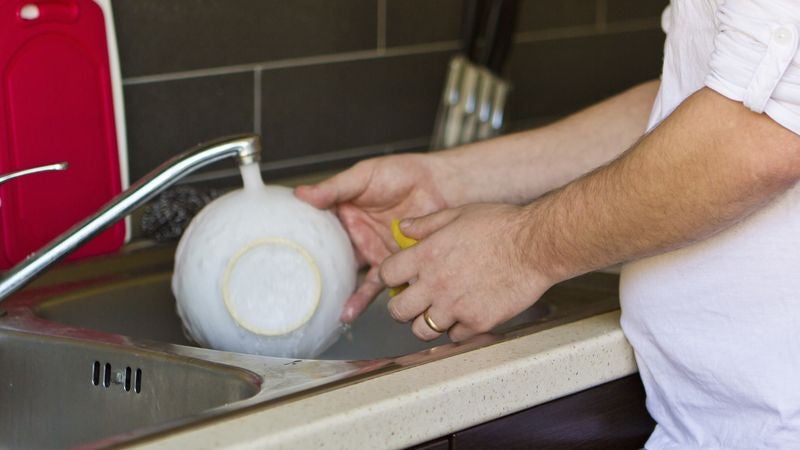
<box><xmin>0</xmin><ymin>329</ymin><xmax>259</xmax><ymax>450</ymax></box>
<box><xmin>34</xmin><ymin>273</ymin><xmax>557</xmax><ymax>360</ymax></box>
<box><xmin>0</xmin><ymin>244</ymin><xmax>620</xmax><ymax>448</ymax></box>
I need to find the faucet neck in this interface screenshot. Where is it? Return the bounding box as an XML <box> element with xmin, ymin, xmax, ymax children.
<box><xmin>0</xmin><ymin>134</ymin><xmax>262</xmax><ymax>303</ymax></box>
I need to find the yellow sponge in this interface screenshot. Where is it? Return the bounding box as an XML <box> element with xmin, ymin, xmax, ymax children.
<box><xmin>388</xmin><ymin>219</ymin><xmax>418</xmax><ymax>297</ymax></box>
<box><xmin>391</xmin><ymin>219</ymin><xmax>418</xmax><ymax>249</ymax></box>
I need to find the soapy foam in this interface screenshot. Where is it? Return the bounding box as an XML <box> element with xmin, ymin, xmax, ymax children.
<box><xmin>223</xmin><ymin>238</ymin><xmax>321</xmax><ymax>335</ymax></box>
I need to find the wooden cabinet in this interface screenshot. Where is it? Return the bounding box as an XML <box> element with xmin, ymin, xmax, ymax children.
<box><xmin>411</xmin><ymin>375</ymin><xmax>654</xmax><ymax>450</ymax></box>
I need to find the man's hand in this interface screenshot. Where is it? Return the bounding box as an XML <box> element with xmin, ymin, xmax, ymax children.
<box><xmin>295</xmin><ymin>154</ymin><xmax>454</xmax><ymax>322</ymax></box>
<box><xmin>380</xmin><ymin>204</ymin><xmax>552</xmax><ymax>342</ymax></box>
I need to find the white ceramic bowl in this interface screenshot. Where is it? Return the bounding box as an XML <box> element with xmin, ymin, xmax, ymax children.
<box><xmin>172</xmin><ymin>166</ymin><xmax>357</xmax><ymax>358</ymax></box>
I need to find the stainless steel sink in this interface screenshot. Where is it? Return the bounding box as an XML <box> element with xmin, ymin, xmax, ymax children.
<box><xmin>0</xmin><ymin>244</ymin><xmax>620</xmax><ymax>449</ymax></box>
<box><xmin>34</xmin><ymin>272</ymin><xmax>554</xmax><ymax>361</ymax></box>
<box><xmin>0</xmin><ymin>329</ymin><xmax>259</xmax><ymax>449</ymax></box>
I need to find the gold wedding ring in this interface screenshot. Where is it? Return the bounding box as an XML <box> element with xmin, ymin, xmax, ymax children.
<box><xmin>423</xmin><ymin>309</ymin><xmax>448</xmax><ymax>334</ymax></box>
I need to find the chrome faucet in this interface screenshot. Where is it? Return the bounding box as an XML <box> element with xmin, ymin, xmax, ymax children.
<box><xmin>0</xmin><ymin>134</ymin><xmax>261</xmax><ymax>303</ymax></box>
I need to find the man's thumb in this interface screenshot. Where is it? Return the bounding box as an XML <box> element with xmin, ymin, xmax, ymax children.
<box><xmin>399</xmin><ymin>208</ymin><xmax>461</xmax><ymax>241</ymax></box>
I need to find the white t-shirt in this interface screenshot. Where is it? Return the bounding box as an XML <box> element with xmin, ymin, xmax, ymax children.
<box><xmin>619</xmin><ymin>1</ymin><xmax>800</xmax><ymax>448</ymax></box>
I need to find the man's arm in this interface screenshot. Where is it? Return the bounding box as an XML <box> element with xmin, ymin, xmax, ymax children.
<box><xmin>523</xmin><ymin>87</ymin><xmax>800</xmax><ymax>283</ymax></box>
<box><xmin>438</xmin><ymin>80</ymin><xmax>660</xmax><ymax>206</ymax></box>
<box><xmin>384</xmin><ymin>87</ymin><xmax>800</xmax><ymax>341</ymax></box>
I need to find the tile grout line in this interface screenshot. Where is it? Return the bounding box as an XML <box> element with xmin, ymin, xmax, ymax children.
<box><xmin>122</xmin><ymin>42</ymin><xmax>459</xmax><ymax>86</ymax></box>
<box><xmin>514</xmin><ymin>18</ymin><xmax>661</xmax><ymax>45</ymax></box>
<box><xmin>377</xmin><ymin>0</ymin><xmax>387</xmax><ymax>53</ymax></box>
<box><xmin>253</xmin><ymin>68</ymin><xmax>262</xmax><ymax>135</ymax></box>
<box><xmin>596</xmin><ymin>0</ymin><xmax>608</xmax><ymax>32</ymax></box>
<box><xmin>122</xmin><ymin>18</ymin><xmax>661</xmax><ymax>87</ymax></box>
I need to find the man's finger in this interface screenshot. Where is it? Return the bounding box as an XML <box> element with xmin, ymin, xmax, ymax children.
<box><xmin>294</xmin><ymin>161</ymin><xmax>373</xmax><ymax>209</ymax></box>
<box><xmin>341</xmin><ymin>266</ymin><xmax>384</xmax><ymax>323</ymax></box>
<box><xmin>386</xmin><ymin>282</ymin><xmax>430</xmax><ymax>323</ymax></box>
<box><xmin>379</xmin><ymin>247</ymin><xmax>419</xmax><ymax>287</ymax></box>
<box><xmin>411</xmin><ymin>305</ymin><xmax>456</xmax><ymax>341</ymax></box>
<box><xmin>400</xmin><ymin>208</ymin><xmax>462</xmax><ymax>240</ymax></box>
<box><xmin>447</xmin><ymin>323</ymin><xmax>480</xmax><ymax>343</ymax></box>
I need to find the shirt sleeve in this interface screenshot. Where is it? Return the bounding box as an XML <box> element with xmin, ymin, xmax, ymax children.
<box><xmin>705</xmin><ymin>0</ymin><xmax>800</xmax><ymax>135</ymax></box>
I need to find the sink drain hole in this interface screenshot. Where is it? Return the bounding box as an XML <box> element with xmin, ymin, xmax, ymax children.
<box><xmin>89</xmin><ymin>361</ymin><xmax>142</xmax><ymax>393</ymax></box>
<box><xmin>124</xmin><ymin>367</ymin><xmax>132</xmax><ymax>392</ymax></box>
<box><xmin>103</xmin><ymin>363</ymin><xmax>111</xmax><ymax>388</ymax></box>
<box><xmin>91</xmin><ymin>361</ymin><xmax>100</xmax><ymax>386</ymax></box>
<box><xmin>134</xmin><ymin>368</ymin><xmax>142</xmax><ymax>394</ymax></box>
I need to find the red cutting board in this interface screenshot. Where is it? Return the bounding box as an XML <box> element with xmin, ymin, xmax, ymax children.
<box><xmin>0</xmin><ymin>0</ymin><xmax>126</xmax><ymax>268</ymax></box>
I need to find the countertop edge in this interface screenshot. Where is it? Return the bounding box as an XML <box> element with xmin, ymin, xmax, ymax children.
<box><xmin>135</xmin><ymin>310</ymin><xmax>637</xmax><ymax>450</ymax></box>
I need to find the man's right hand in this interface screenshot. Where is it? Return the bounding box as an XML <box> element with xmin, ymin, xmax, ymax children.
<box><xmin>294</xmin><ymin>153</ymin><xmax>454</xmax><ymax>323</ymax></box>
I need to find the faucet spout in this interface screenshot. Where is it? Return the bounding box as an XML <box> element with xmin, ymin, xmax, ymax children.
<box><xmin>0</xmin><ymin>134</ymin><xmax>262</xmax><ymax>303</ymax></box>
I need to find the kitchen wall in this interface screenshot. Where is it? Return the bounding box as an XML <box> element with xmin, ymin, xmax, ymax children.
<box><xmin>113</xmin><ymin>0</ymin><xmax>668</xmax><ymax>185</ymax></box>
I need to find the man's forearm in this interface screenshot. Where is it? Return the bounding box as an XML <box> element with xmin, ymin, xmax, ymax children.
<box><xmin>437</xmin><ymin>80</ymin><xmax>660</xmax><ymax>206</ymax></box>
<box><xmin>521</xmin><ymin>88</ymin><xmax>800</xmax><ymax>284</ymax></box>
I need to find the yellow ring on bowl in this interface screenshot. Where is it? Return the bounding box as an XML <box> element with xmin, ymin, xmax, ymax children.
<box><xmin>222</xmin><ymin>238</ymin><xmax>322</xmax><ymax>336</ymax></box>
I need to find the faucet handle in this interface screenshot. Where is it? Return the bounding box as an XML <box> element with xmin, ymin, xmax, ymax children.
<box><xmin>0</xmin><ymin>162</ymin><xmax>69</xmax><ymax>185</ymax></box>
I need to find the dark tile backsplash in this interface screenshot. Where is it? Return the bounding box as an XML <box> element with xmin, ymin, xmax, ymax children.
<box><xmin>124</xmin><ymin>73</ymin><xmax>254</xmax><ymax>180</ymax></box>
<box><xmin>261</xmin><ymin>51</ymin><xmax>450</xmax><ymax>163</ymax></box>
<box><xmin>115</xmin><ymin>0</ymin><xmax>669</xmax><ymax>183</ymax></box>
<box><xmin>386</xmin><ymin>0</ymin><xmax>462</xmax><ymax>47</ymax></box>
<box><xmin>607</xmin><ymin>0</ymin><xmax>668</xmax><ymax>22</ymax></box>
<box><xmin>517</xmin><ymin>0</ymin><xmax>597</xmax><ymax>32</ymax></box>
<box><xmin>114</xmin><ymin>0</ymin><xmax>378</xmax><ymax>77</ymax></box>
<box><xmin>507</xmin><ymin>29</ymin><xmax>665</xmax><ymax>120</ymax></box>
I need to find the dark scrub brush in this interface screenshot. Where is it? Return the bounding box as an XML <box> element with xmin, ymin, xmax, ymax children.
<box><xmin>140</xmin><ymin>186</ymin><xmax>222</xmax><ymax>242</ymax></box>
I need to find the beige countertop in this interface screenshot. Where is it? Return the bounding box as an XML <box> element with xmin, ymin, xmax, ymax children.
<box><xmin>134</xmin><ymin>310</ymin><xmax>637</xmax><ymax>449</ymax></box>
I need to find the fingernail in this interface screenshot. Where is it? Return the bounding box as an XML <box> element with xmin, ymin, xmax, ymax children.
<box><xmin>399</xmin><ymin>219</ymin><xmax>412</xmax><ymax>230</ymax></box>
<box><xmin>341</xmin><ymin>307</ymin><xmax>354</xmax><ymax>323</ymax></box>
